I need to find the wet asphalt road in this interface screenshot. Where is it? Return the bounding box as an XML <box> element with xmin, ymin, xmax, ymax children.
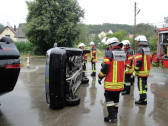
<box><xmin>1</xmin><ymin>58</ymin><xmax>168</xmax><ymax>126</ymax></box>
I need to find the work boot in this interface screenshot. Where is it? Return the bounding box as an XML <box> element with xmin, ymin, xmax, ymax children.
<box><xmin>121</xmin><ymin>86</ymin><xmax>130</xmax><ymax>95</ymax></box>
<box><xmin>135</xmin><ymin>94</ymin><xmax>147</xmax><ymax>105</ymax></box>
<box><xmin>104</xmin><ymin>116</ymin><xmax>114</xmax><ymax>123</ymax></box>
<box><xmin>104</xmin><ymin>106</ymin><xmax>117</xmax><ymax>123</ymax></box>
<box><xmin>135</xmin><ymin>99</ymin><xmax>147</xmax><ymax>105</ymax></box>
<box><xmin>91</xmin><ymin>72</ymin><xmax>96</xmax><ymax>76</ymax></box>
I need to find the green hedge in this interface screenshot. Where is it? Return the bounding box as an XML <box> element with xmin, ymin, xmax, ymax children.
<box><xmin>15</xmin><ymin>42</ymin><xmax>34</xmax><ymax>55</ymax></box>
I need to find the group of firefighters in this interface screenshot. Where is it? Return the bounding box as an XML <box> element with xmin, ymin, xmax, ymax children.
<box><xmin>78</xmin><ymin>35</ymin><xmax>151</xmax><ymax>123</ymax></box>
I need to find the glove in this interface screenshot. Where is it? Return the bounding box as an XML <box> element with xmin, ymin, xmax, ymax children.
<box><xmin>98</xmin><ymin>78</ymin><xmax>102</xmax><ymax>85</ymax></box>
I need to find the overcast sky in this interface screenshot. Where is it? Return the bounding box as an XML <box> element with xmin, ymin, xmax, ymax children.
<box><xmin>0</xmin><ymin>0</ymin><xmax>167</xmax><ymax>27</ymax></box>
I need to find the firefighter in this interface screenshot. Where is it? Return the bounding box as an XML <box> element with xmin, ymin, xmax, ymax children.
<box><xmin>134</xmin><ymin>35</ymin><xmax>151</xmax><ymax>105</ymax></box>
<box><xmin>90</xmin><ymin>41</ymin><xmax>97</xmax><ymax>76</ymax></box>
<box><xmin>121</xmin><ymin>40</ymin><xmax>134</xmax><ymax>95</ymax></box>
<box><xmin>78</xmin><ymin>43</ymin><xmax>87</xmax><ymax>77</ymax></box>
<box><xmin>98</xmin><ymin>37</ymin><xmax>126</xmax><ymax>123</ymax></box>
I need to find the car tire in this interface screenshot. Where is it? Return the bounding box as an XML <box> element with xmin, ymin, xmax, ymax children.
<box><xmin>49</xmin><ymin>49</ymin><xmax>66</xmax><ymax>109</ymax></box>
<box><xmin>81</xmin><ymin>77</ymin><xmax>89</xmax><ymax>84</ymax></box>
<box><xmin>65</xmin><ymin>95</ymin><xmax>80</xmax><ymax>106</ymax></box>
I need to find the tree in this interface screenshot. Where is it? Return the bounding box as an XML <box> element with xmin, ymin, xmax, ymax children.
<box><xmin>149</xmin><ymin>34</ymin><xmax>157</xmax><ymax>53</ymax></box>
<box><xmin>77</xmin><ymin>23</ymin><xmax>89</xmax><ymax>45</ymax></box>
<box><xmin>106</xmin><ymin>30</ymin><xmax>128</xmax><ymax>41</ymax></box>
<box><xmin>93</xmin><ymin>34</ymin><xmax>101</xmax><ymax>47</ymax></box>
<box><xmin>25</xmin><ymin>0</ymin><xmax>84</xmax><ymax>54</ymax></box>
<box><xmin>87</xmin><ymin>23</ymin><xmax>133</xmax><ymax>34</ymax></box>
<box><xmin>136</xmin><ymin>23</ymin><xmax>156</xmax><ymax>39</ymax></box>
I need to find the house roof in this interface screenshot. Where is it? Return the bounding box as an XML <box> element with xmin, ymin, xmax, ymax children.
<box><xmin>15</xmin><ymin>23</ymin><xmax>26</xmax><ymax>38</ymax></box>
<box><xmin>0</xmin><ymin>26</ymin><xmax>16</xmax><ymax>35</ymax></box>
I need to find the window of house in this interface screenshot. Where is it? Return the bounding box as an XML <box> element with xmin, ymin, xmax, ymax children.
<box><xmin>5</xmin><ymin>35</ymin><xmax>10</xmax><ymax>37</ymax></box>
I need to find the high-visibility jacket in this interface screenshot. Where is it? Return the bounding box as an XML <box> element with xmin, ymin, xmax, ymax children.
<box><xmin>98</xmin><ymin>48</ymin><xmax>126</xmax><ymax>91</ymax></box>
<box><xmin>125</xmin><ymin>48</ymin><xmax>134</xmax><ymax>74</ymax></box>
<box><xmin>135</xmin><ymin>46</ymin><xmax>151</xmax><ymax>77</ymax></box>
<box><xmin>90</xmin><ymin>46</ymin><xmax>97</xmax><ymax>63</ymax></box>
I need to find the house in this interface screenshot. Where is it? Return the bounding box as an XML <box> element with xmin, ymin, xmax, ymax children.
<box><xmin>15</xmin><ymin>23</ymin><xmax>28</xmax><ymax>42</ymax></box>
<box><xmin>0</xmin><ymin>26</ymin><xmax>17</xmax><ymax>41</ymax></box>
<box><xmin>0</xmin><ymin>23</ymin><xmax>28</xmax><ymax>42</ymax></box>
<box><xmin>108</xmin><ymin>30</ymin><xmax>113</xmax><ymax>34</ymax></box>
<box><xmin>98</xmin><ymin>31</ymin><xmax>106</xmax><ymax>39</ymax></box>
<box><xmin>129</xmin><ymin>34</ymin><xmax>134</xmax><ymax>39</ymax></box>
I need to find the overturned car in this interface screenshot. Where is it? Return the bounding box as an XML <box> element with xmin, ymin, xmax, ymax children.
<box><xmin>45</xmin><ymin>47</ymin><xmax>90</xmax><ymax>109</ymax></box>
<box><xmin>0</xmin><ymin>37</ymin><xmax>20</xmax><ymax>96</ymax></box>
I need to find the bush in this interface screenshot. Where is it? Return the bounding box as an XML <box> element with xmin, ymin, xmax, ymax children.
<box><xmin>149</xmin><ymin>35</ymin><xmax>157</xmax><ymax>53</ymax></box>
<box><xmin>15</xmin><ymin>42</ymin><xmax>34</xmax><ymax>55</ymax></box>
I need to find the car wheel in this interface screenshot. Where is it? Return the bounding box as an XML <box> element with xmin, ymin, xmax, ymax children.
<box><xmin>81</xmin><ymin>77</ymin><xmax>89</xmax><ymax>84</ymax></box>
<box><xmin>66</xmin><ymin>95</ymin><xmax>80</xmax><ymax>106</ymax></box>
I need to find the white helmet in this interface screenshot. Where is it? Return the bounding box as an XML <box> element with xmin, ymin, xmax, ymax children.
<box><xmin>90</xmin><ymin>41</ymin><xmax>95</xmax><ymax>45</ymax></box>
<box><xmin>106</xmin><ymin>37</ymin><xmax>119</xmax><ymax>45</ymax></box>
<box><xmin>135</xmin><ymin>35</ymin><xmax>147</xmax><ymax>42</ymax></box>
<box><xmin>122</xmin><ymin>40</ymin><xmax>130</xmax><ymax>46</ymax></box>
<box><xmin>78</xmin><ymin>43</ymin><xmax>85</xmax><ymax>48</ymax></box>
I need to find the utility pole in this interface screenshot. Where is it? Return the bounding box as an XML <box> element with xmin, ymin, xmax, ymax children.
<box><xmin>133</xmin><ymin>2</ymin><xmax>136</xmax><ymax>52</ymax></box>
<box><xmin>133</xmin><ymin>2</ymin><xmax>140</xmax><ymax>52</ymax></box>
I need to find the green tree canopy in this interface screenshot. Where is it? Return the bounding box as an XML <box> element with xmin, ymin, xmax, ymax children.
<box><xmin>136</xmin><ymin>23</ymin><xmax>156</xmax><ymax>39</ymax></box>
<box><xmin>77</xmin><ymin>23</ymin><xmax>89</xmax><ymax>45</ymax></box>
<box><xmin>25</xmin><ymin>0</ymin><xmax>84</xmax><ymax>54</ymax></box>
<box><xmin>106</xmin><ymin>30</ymin><xmax>128</xmax><ymax>41</ymax></box>
<box><xmin>87</xmin><ymin>23</ymin><xmax>133</xmax><ymax>34</ymax></box>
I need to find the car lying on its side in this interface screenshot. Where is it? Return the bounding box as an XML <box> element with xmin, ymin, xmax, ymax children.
<box><xmin>45</xmin><ymin>47</ymin><xmax>89</xmax><ymax>109</ymax></box>
<box><xmin>0</xmin><ymin>37</ymin><xmax>20</xmax><ymax>96</ymax></box>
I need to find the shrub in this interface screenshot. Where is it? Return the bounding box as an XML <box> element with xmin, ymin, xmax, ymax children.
<box><xmin>15</xmin><ymin>42</ymin><xmax>34</xmax><ymax>55</ymax></box>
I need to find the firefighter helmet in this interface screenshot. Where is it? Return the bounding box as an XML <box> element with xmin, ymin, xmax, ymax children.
<box><xmin>106</xmin><ymin>37</ymin><xmax>123</xmax><ymax>48</ymax></box>
<box><xmin>122</xmin><ymin>40</ymin><xmax>131</xmax><ymax>46</ymax></box>
<box><xmin>106</xmin><ymin>37</ymin><xmax>119</xmax><ymax>45</ymax></box>
<box><xmin>78</xmin><ymin>43</ymin><xmax>85</xmax><ymax>48</ymax></box>
<box><xmin>90</xmin><ymin>41</ymin><xmax>95</xmax><ymax>45</ymax></box>
<box><xmin>135</xmin><ymin>35</ymin><xmax>147</xmax><ymax>42</ymax></box>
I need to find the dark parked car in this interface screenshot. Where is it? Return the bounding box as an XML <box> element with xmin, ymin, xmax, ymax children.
<box><xmin>0</xmin><ymin>37</ymin><xmax>20</xmax><ymax>96</ymax></box>
<box><xmin>45</xmin><ymin>47</ymin><xmax>89</xmax><ymax>109</ymax></box>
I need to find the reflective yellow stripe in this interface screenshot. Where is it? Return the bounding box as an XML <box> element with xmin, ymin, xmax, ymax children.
<box><xmin>106</xmin><ymin>101</ymin><xmax>115</xmax><ymax>107</ymax></box>
<box><xmin>143</xmin><ymin>90</ymin><xmax>147</xmax><ymax>94</ymax></box>
<box><xmin>105</xmin><ymin>85</ymin><xmax>122</xmax><ymax>88</ymax></box>
<box><xmin>92</xmin><ymin>64</ymin><xmax>95</xmax><ymax>72</ymax></box>
<box><xmin>139</xmin><ymin>78</ymin><xmax>143</xmax><ymax>94</ymax></box>
<box><xmin>115</xmin><ymin>61</ymin><xmax>118</xmax><ymax>83</ymax></box>
<box><xmin>167</xmin><ymin>46</ymin><xmax>168</xmax><ymax>56</ymax></box>
<box><xmin>113</xmin><ymin>61</ymin><xmax>117</xmax><ymax>83</ymax></box>
<box><xmin>145</xmin><ymin>85</ymin><xmax>147</xmax><ymax>89</ymax></box>
<box><xmin>136</xmin><ymin>70</ymin><xmax>150</xmax><ymax>75</ymax></box>
<box><xmin>135</xmin><ymin>55</ymin><xmax>142</xmax><ymax>59</ymax></box>
<box><xmin>104</xmin><ymin>82</ymin><xmax>124</xmax><ymax>90</ymax></box>
<box><xmin>113</xmin><ymin>61</ymin><xmax>115</xmax><ymax>83</ymax></box>
<box><xmin>136</xmin><ymin>54</ymin><xmax>150</xmax><ymax>76</ymax></box>
<box><xmin>125</xmin><ymin>69</ymin><xmax>134</xmax><ymax>74</ymax></box>
<box><xmin>103</xmin><ymin>59</ymin><xmax>110</xmax><ymax>63</ymax></box>
<box><xmin>135</xmin><ymin>66</ymin><xmax>140</xmax><ymax>70</ymax></box>
<box><xmin>144</xmin><ymin>55</ymin><xmax>147</xmax><ymax>72</ymax></box>
<box><xmin>104</xmin><ymin>84</ymin><xmax>123</xmax><ymax>86</ymax></box>
<box><xmin>104</xmin><ymin>85</ymin><xmax>123</xmax><ymax>90</ymax></box>
<box><xmin>99</xmin><ymin>72</ymin><xmax>105</xmax><ymax>77</ymax></box>
<box><xmin>104</xmin><ymin>82</ymin><xmax>124</xmax><ymax>85</ymax></box>
<box><xmin>128</xmin><ymin>56</ymin><xmax>133</xmax><ymax>60</ymax></box>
